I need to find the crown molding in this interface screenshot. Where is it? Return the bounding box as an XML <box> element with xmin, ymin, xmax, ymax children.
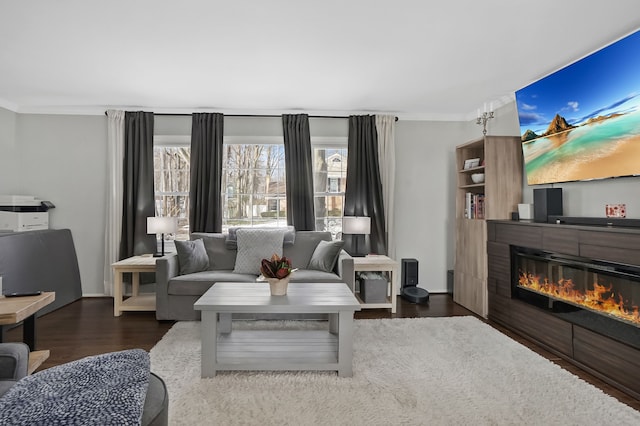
<box><xmin>0</xmin><ymin>98</ymin><xmax>19</xmax><ymax>113</ymax></box>
<box><xmin>0</xmin><ymin>98</ymin><xmax>517</xmax><ymax>122</ymax></box>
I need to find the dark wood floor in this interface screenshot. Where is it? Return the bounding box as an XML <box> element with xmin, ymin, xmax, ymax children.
<box><xmin>4</xmin><ymin>294</ymin><xmax>639</xmax><ymax>411</ymax></box>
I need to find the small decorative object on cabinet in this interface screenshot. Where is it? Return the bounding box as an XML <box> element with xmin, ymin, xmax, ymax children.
<box><xmin>454</xmin><ymin>136</ymin><xmax>522</xmax><ymax>317</ymax></box>
<box><xmin>471</xmin><ymin>173</ymin><xmax>485</xmax><ymax>184</ymax></box>
<box><xmin>463</xmin><ymin>158</ymin><xmax>480</xmax><ymax>169</ymax></box>
<box><xmin>605</xmin><ymin>203</ymin><xmax>626</xmax><ymax>218</ymax></box>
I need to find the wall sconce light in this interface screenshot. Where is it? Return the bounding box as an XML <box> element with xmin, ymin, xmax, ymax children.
<box><xmin>476</xmin><ymin>102</ymin><xmax>495</xmax><ymax>135</ymax></box>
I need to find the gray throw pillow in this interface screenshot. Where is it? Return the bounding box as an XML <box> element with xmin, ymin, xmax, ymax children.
<box><xmin>233</xmin><ymin>228</ymin><xmax>286</xmax><ymax>275</ymax></box>
<box><xmin>308</xmin><ymin>240</ymin><xmax>345</xmax><ymax>272</ymax></box>
<box><xmin>225</xmin><ymin>225</ymin><xmax>296</xmax><ymax>249</ymax></box>
<box><xmin>175</xmin><ymin>239</ymin><xmax>209</xmax><ymax>275</ymax></box>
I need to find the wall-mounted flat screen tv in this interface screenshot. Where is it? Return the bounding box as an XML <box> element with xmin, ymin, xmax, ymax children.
<box><xmin>515</xmin><ymin>29</ymin><xmax>640</xmax><ymax>185</ymax></box>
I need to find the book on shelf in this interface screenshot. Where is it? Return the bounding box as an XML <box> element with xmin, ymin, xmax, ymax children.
<box><xmin>465</xmin><ymin>192</ymin><xmax>485</xmax><ymax>219</ymax></box>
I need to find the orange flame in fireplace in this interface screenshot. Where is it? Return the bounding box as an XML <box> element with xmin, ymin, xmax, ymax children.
<box><xmin>518</xmin><ymin>272</ymin><xmax>640</xmax><ymax>326</ymax></box>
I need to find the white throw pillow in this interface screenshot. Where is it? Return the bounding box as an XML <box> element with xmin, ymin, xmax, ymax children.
<box><xmin>233</xmin><ymin>228</ymin><xmax>287</xmax><ymax>275</ymax></box>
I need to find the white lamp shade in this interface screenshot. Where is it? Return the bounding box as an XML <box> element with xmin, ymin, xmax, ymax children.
<box><xmin>147</xmin><ymin>217</ymin><xmax>178</xmax><ymax>234</ymax></box>
<box><xmin>342</xmin><ymin>216</ymin><xmax>371</xmax><ymax>235</ymax></box>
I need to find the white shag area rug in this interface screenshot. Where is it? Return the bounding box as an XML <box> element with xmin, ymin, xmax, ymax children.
<box><xmin>150</xmin><ymin>317</ymin><xmax>640</xmax><ymax>425</ymax></box>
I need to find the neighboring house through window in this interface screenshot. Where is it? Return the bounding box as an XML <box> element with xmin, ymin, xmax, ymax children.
<box><xmin>312</xmin><ymin>138</ymin><xmax>348</xmax><ymax>238</ymax></box>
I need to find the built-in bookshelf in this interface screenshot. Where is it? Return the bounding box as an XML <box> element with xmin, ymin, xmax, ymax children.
<box><xmin>454</xmin><ymin>136</ymin><xmax>522</xmax><ymax>317</ymax></box>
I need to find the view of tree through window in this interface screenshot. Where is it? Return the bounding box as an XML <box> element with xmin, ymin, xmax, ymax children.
<box><xmin>222</xmin><ymin>144</ymin><xmax>286</xmax><ymax>230</ymax></box>
<box><xmin>153</xmin><ymin>142</ymin><xmax>347</xmax><ymax>241</ymax></box>
<box><xmin>153</xmin><ymin>146</ymin><xmax>190</xmax><ymax>240</ymax></box>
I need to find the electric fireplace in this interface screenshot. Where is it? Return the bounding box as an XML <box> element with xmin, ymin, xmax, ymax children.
<box><xmin>488</xmin><ymin>221</ymin><xmax>640</xmax><ymax>399</ymax></box>
<box><xmin>512</xmin><ymin>246</ymin><xmax>640</xmax><ymax>350</ymax></box>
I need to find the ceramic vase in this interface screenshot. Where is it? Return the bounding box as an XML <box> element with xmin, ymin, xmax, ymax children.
<box><xmin>267</xmin><ymin>276</ymin><xmax>290</xmax><ymax>296</ymax></box>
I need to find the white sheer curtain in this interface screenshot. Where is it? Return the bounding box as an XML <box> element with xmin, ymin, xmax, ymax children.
<box><xmin>103</xmin><ymin>110</ymin><xmax>125</xmax><ymax>296</ymax></box>
<box><xmin>375</xmin><ymin>115</ymin><xmax>396</xmax><ymax>260</ymax></box>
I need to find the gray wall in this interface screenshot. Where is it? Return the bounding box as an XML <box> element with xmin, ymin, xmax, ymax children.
<box><xmin>0</xmin><ymin>107</ymin><xmax>18</xmax><ymax>192</ymax></box>
<box><xmin>9</xmin><ymin>112</ymin><xmax>108</xmax><ymax>296</ymax></box>
<box><xmin>395</xmin><ymin>120</ymin><xmax>468</xmax><ymax>291</ymax></box>
<box><xmin>4</xmin><ymin>104</ymin><xmax>639</xmax><ymax>296</ymax></box>
<box><xmin>155</xmin><ymin>115</ymin><xmax>349</xmax><ymax>138</ymax></box>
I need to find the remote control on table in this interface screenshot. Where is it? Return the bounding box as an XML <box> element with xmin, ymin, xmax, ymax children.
<box><xmin>3</xmin><ymin>291</ymin><xmax>42</xmax><ymax>297</ymax></box>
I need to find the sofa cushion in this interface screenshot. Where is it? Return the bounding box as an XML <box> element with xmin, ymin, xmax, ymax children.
<box><xmin>175</xmin><ymin>239</ymin><xmax>209</xmax><ymax>275</ymax></box>
<box><xmin>308</xmin><ymin>240</ymin><xmax>345</xmax><ymax>272</ymax></box>
<box><xmin>168</xmin><ymin>271</ymin><xmax>257</xmax><ymax>296</ymax></box>
<box><xmin>288</xmin><ymin>269</ymin><xmax>346</xmax><ymax>283</ymax></box>
<box><xmin>233</xmin><ymin>228</ymin><xmax>286</xmax><ymax>275</ymax></box>
<box><xmin>191</xmin><ymin>233</ymin><xmax>237</xmax><ymax>270</ymax></box>
<box><xmin>226</xmin><ymin>225</ymin><xmax>296</xmax><ymax>249</ymax></box>
<box><xmin>283</xmin><ymin>231</ymin><xmax>332</xmax><ymax>271</ymax></box>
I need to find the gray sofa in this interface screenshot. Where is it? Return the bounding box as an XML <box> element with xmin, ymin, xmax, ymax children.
<box><xmin>156</xmin><ymin>230</ymin><xmax>354</xmax><ymax>320</ymax></box>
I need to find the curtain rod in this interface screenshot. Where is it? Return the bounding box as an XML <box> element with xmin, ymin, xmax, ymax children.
<box><xmin>104</xmin><ymin>111</ymin><xmax>398</xmax><ymax>121</ymax></box>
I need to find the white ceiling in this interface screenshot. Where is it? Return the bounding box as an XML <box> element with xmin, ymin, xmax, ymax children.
<box><xmin>1</xmin><ymin>0</ymin><xmax>639</xmax><ymax>120</ymax></box>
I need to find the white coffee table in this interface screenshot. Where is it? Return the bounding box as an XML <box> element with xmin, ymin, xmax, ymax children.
<box><xmin>194</xmin><ymin>282</ymin><xmax>361</xmax><ymax>378</ymax></box>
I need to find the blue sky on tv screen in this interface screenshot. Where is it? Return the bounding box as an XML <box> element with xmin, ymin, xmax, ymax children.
<box><xmin>515</xmin><ymin>30</ymin><xmax>640</xmax><ymax>136</ymax></box>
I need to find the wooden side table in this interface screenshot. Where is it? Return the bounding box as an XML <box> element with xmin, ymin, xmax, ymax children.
<box><xmin>112</xmin><ymin>255</ymin><xmax>158</xmax><ymax>317</ymax></box>
<box><xmin>0</xmin><ymin>291</ymin><xmax>55</xmax><ymax>373</ymax></box>
<box><xmin>352</xmin><ymin>255</ymin><xmax>399</xmax><ymax>313</ymax></box>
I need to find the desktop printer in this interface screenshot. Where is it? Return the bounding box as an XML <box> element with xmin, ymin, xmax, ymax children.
<box><xmin>0</xmin><ymin>195</ymin><xmax>55</xmax><ymax>232</ymax></box>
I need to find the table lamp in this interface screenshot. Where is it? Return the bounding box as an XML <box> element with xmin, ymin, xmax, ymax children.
<box><xmin>342</xmin><ymin>216</ymin><xmax>371</xmax><ymax>257</ymax></box>
<box><xmin>147</xmin><ymin>216</ymin><xmax>178</xmax><ymax>257</ymax></box>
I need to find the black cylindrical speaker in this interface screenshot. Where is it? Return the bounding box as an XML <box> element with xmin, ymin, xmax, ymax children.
<box><xmin>533</xmin><ymin>188</ymin><xmax>563</xmax><ymax>223</ymax></box>
<box><xmin>401</xmin><ymin>258</ymin><xmax>418</xmax><ymax>288</ymax></box>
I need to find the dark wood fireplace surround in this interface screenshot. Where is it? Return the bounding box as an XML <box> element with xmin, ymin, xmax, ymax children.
<box><xmin>487</xmin><ymin>220</ymin><xmax>640</xmax><ymax>399</ymax></box>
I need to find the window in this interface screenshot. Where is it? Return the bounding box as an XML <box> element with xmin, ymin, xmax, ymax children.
<box><xmin>221</xmin><ymin>142</ymin><xmax>287</xmax><ymax>231</ymax></box>
<box><xmin>152</xmin><ymin>135</ymin><xmax>347</xmax><ymax>240</ymax></box>
<box><xmin>312</xmin><ymin>145</ymin><xmax>348</xmax><ymax>238</ymax></box>
<box><xmin>153</xmin><ymin>137</ymin><xmax>190</xmax><ymax>242</ymax></box>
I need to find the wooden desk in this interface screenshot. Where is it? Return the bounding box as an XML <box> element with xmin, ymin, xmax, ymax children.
<box><xmin>0</xmin><ymin>291</ymin><xmax>55</xmax><ymax>373</ymax></box>
<box><xmin>352</xmin><ymin>255</ymin><xmax>399</xmax><ymax>313</ymax></box>
<box><xmin>112</xmin><ymin>255</ymin><xmax>158</xmax><ymax>316</ymax></box>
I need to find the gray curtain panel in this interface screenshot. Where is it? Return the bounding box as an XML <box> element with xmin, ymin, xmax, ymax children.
<box><xmin>189</xmin><ymin>113</ymin><xmax>224</xmax><ymax>233</ymax></box>
<box><xmin>282</xmin><ymin>114</ymin><xmax>315</xmax><ymax>231</ymax></box>
<box><xmin>344</xmin><ymin>115</ymin><xmax>387</xmax><ymax>255</ymax></box>
<box><xmin>119</xmin><ymin>111</ymin><xmax>156</xmax><ymax>259</ymax></box>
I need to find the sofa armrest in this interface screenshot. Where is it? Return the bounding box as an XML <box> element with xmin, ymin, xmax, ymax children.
<box><xmin>335</xmin><ymin>250</ymin><xmax>355</xmax><ymax>292</ymax></box>
<box><xmin>155</xmin><ymin>253</ymin><xmax>179</xmax><ymax>320</ymax></box>
<box><xmin>0</xmin><ymin>342</ymin><xmax>29</xmax><ymax>381</ymax></box>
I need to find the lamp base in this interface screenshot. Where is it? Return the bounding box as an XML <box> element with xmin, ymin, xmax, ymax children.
<box><xmin>153</xmin><ymin>253</ymin><xmax>163</xmax><ymax>258</ymax></box>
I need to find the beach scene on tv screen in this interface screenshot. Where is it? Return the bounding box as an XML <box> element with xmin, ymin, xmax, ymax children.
<box><xmin>515</xmin><ymin>30</ymin><xmax>640</xmax><ymax>185</ymax></box>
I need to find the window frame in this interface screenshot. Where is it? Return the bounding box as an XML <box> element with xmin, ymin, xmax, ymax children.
<box><xmin>153</xmin><ymin>135</ymin><xmax>191</xmax><ymax>252</ymax></box>
<box><xmin>221</xmin><ymin>136</ymin><xmax>287</xmax><ymax>231</ymax></box>
<box><xmin>311</xmin><ymin>137</ymin><xmax>348</xmax><ymax>238</ymax></box>
<box><xmin>152</xmin><ymin>134</ymin><xmax>348</xmax><ymax>245</ymax></box>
